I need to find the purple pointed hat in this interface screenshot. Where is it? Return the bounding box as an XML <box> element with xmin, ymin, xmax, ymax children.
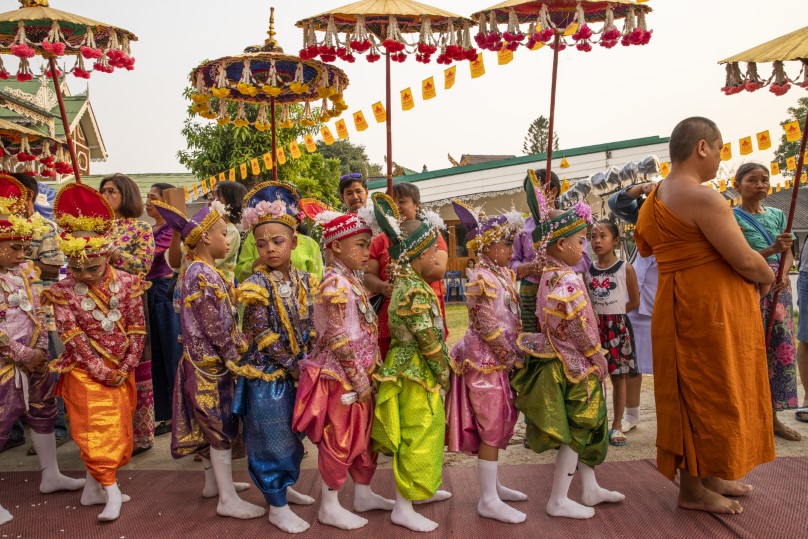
<box><xmin>152</xmin><ymin>200</ymin><xmax>223</xmax><ymax>248</ymax></box>
<box><xmin>452</xmin><ymin>199</ymin><xmax>524</xmax><ymax>253</ymax></box>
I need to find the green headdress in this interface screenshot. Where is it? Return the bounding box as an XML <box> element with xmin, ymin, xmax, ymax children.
<box><xmin>371</xmin><ymin>192</ymin><xmax>444</xmax><ymax>264</ymax></box>
<box><xmin>525</xmin><ymin>169</ymin><xmax>593</xmax><ymax>248</ymax></box>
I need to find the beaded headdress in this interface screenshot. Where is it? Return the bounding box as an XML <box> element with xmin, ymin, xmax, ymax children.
<box><xmin>451</xmin><ymin>199</ymin><xmax>524</xmax><ymax>253</ymax></box>
<box><xmin>371</xmin><ymin>192</ymin><xmax>444</xmax><ymax>264</ymax></box>
<box><xmin>525</xmin><ymin>169</ymin><xmax>593</xmax><ymax>248</ymax></box>
<box><xmin>240</xmin><ymin>181</ymin><xmax>303</xmax><ymax>232</ymax></box>
<box><xmin>54</xmin><ymin>182</ymin><xmax>114</xmax><ymax>258</ymax></box>
<box><xmin>0</xmin><ymin>174</ymin><xmax>45</xmax><ymax>242</ymax></box>
<box><xmin>299</xmin><ymin>198</ymin><xmax>371</xmax><ymax>249</ymax></box>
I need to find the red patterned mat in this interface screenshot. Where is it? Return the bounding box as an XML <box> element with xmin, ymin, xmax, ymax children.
<box><xmin>1</xmin><ymin>457</ymin><xmax>806</xmax><ymax>538</ymax></box>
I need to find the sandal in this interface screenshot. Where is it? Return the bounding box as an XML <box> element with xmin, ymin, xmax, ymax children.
<box><xmin>609</xmin><ymin>429</ymin><xmax>627</xmax><ymax>447</ymax></box>
<box><xmin>795</xmin><ymin>407</ymin><xmax>808</xmax><ymax>423</ymax></box>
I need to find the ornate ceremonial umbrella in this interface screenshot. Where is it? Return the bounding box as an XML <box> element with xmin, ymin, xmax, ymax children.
<box><xmin>719</xmin><ymin>25</ymin><xmax>808</xmax><ymax>342</ymax></box>
<box><xmin>0</xmin><ymin>116</ymin><xmax>67</xmax><ymax>178</ymax></box>
<box><xmin>296</xmin><ymin>0</ymin><xmax>476</xmax><ymax>194</ymax></box>
<box><xmin>471</xmin><ymin>0</ymin><xmax>652</xmax><ymax>184</ymax></box>
<box><xmin>189</xmin><ymin>7</ymin><xmax>350</xmax><ymax>182</ymax></box>
<box><xmin>0</xmin><ymin>0</ymin><xmax>137</xmax><ymax>183</ymax></box>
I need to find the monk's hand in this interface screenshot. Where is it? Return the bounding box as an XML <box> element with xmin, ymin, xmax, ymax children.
<box><xmin>770</xmin><ymin>233</ymin><xmax>793</xmax><ymax>254</ymax></box>
<box><xmin>357</xmin><ymin>387</ymin><xmax>372</xmax><ymax>403</ymax></box>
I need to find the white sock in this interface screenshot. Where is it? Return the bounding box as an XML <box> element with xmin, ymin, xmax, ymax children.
<box><xmin>0</xmin><ymin>503</ymin><xmax>12</xmax><ymax>525</ymax></box>
<box><xmin>476</xmin><ymin>460</ymin><xmax>526</xmax><ymax>524</ymax></box>
<box><xmin>353</xmin><ymin>483</ymin><xmax>395</xmax><ymax>512</ymax></box>
<box><xmin>546</xmin><ymin>445</ymin><xmax>594</xmax><ymax>519</ymax></box>
<box><xmin>318</xmin><ymin>481</ymin><xmax>367</xmax><ymax>530</ymax></box>
<box><xmin>579</xmin><ymin>461</ymin><xmax>625</xmax><ymax>506</ymax></box>
<box><xmin>626</xmin><ymin>407</ymin><xmax>640</xmax><ymax>422</ymax></box>
<box><xmin>209</xmin><ymin>448</ymin><xmax>265</xmax><ymax>520</ymax></box>
<box><xmin>31</xmin><ymin>432</ymin><xmax>84</xmax><ymax>493</ymax></box>
<box><xmin>269</xmin><ymin>504</ymin><xmax>310</xmax><ymax>534</ymax></box>
<box><xmin>391</xmin><ymin>490</ymin><xmax>439</xmax><ymax>532</ymax></box>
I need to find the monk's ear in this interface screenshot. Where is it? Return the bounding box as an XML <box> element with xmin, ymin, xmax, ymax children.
<box><xmin>696</xmin><ymin>139</ymin><xmax>709</xmax><ymax>158</ymax></box>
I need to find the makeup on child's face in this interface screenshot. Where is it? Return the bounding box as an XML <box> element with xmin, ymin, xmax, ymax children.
<box><xmin>255</xmin><ymin>223</ymin><xmax>295</xmax><ymax>269</ymax></box>
<box><xmin>561</xmin><ymin>231</ymin><xmax>587</xmax><ymax>266</ymax></box>
<box><xmin>205</xmin><ymin>219</ymin><xmax>230</xmax><ymax>259</ymax></box>
<box><xmin>0</xmin><ymin>240</ymin><xmax>29</xmax><ymax>269</ymax></box>
<box><xmin>67</xmin><ymin>256</ymin><xmax>108</xmax><ymax>284</ymax></box>
<box><xmin>333</xmin><ymin>233</ymin><xmax>371</xmax><ymax>271</ymax></box>
<box><xmin>483</xmin><ymin>239</ymin><xmax>513</xmax><ymax>267</ymax></box>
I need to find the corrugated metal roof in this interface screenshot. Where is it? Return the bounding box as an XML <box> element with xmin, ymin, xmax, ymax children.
<box><xmin>725</xmin><ymin>185</ymin><xmax>808</xmax><ymax>232</ymax></box>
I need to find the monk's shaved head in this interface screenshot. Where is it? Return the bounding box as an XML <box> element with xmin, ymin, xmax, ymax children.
<box><xmin>669</xmin><ymin>117</ymin><xmax>722</xmax><ymax>163</ymax></box>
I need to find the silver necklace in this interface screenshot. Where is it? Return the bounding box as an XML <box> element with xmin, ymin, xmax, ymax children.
<box><xmin>75</xmin><ymin>279</ymin><xmax>122</xmax><ymax>332</ymax></box>
<box><xmin>270</xmin><ymin>269</ymin><xmax>293</xmax><ymax>298</ymax></box>
<box><xmin>1</xmin><ymin>273</ymin><xmax>31</xmax><ymax>312</ymax></box>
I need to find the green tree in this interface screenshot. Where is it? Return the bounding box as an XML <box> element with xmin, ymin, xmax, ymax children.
<box><xmin>314</xmin><ymin>140</ymin><xmax>384</xmax><ymax>178</ymax></box>
<box><xmin>176</xmin><ymin>89</ymin><xmax>341</xmax><ymax>206</ymax></box>
<box><xmin>774</xmin><ymin>96</ymin><xmax>807</xmax><ymax>179</ymax></box>
<box><xmin>522</xmin><ymin>115</ymin><xmax>560</xmax><ymax>155</ymax></box>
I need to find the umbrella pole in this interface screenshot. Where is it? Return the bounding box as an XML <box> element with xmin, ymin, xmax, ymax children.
<box><xmin>49</xmin><ymin>57</ymin><xmax>81</xmax><ymax>184</ymax></box>
<box><xmin>544</xmin><ymin>32</ymin><xmax>561</xmax><ymax>187</ymax></box>
<box><xmin>270</xmin><ymin>96</ymin><xmax>278</xmax><ymax>182</ymax></box>
<box><xmin>386</xmin><ymin>51</ymin><xmax>393</xmax><ymax>195</ymax></box>
<box><xmin>765</xmin><ymin>119</ymin><xmax>807</xmax><ymax>344</ymax></box>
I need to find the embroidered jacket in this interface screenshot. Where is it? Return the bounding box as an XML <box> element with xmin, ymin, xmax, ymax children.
<box><xmin>229</xmin><ymin>265</ymin><xmax>316</xmax><ymax>381</ymax></box>
<box><xmin>44</xmin><ymin>267</ymin><xmax>149</xmax><ymax>385</ymax></box>
<box><xmin>516</xmin><ymin>255</ymin><xmax>608</xmax><ymax>382</ymax></box>
<box><xmin>303</xmin><ymin>258</ymin><xmax>378</xmax><ymax>395</ymax></box>
<box><xmin>0</xmin><ymin>262</ymin><xmax>48</xmax><ymax>365</ymax></box>
<box><xmin>451</xmin><ymin>256</ymin><xmax>523</xmax><ymax>375</ymax></box>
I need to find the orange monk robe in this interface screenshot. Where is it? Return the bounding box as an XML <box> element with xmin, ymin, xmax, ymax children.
<box><xmin>634</xmin><ymin>187</ymin><xmax>774</xmax><ymax>481</ymax></box>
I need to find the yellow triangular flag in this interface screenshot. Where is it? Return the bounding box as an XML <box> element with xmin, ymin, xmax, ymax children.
<box><xmin>422</xmin><ymin>77</ymin><xmax>436</xmax><ymax>100</ymax></box>
<box><xmin>228</xmin><ymin>169</ymin><xmax>235</xmax><ymax>181</ymax></box>
<box><xmin>470</xmin><ymin>53</ymin><xmax>485</xmax><ymax>79</ymax></box>
<box><xmin>718</xmin><ymin>179</ymin><xmax>727</xmax><ymax>192</ymax></box>
<box><xmin>660</xmin><ymin>162</ymin><xmax>671</xmax><ymax>178</ymax></box>
<box><xmin>444</xmin><ymin>66</ymin><xmax>456</xmax><ymax>90</ymax></box>
<box><xmin>321</xmin><ymin>126</ymin><xmax>336</xmax><ymax>145</ymax></box>
<box><xmin>720</xmin><ymin>142</ymin><xmax>732</xmax><ymax>161</ymax></box>
<box><xmin>335</xmin><ymin>119</ymin><xmax>349</xmax><ymax>140</ymax></box>
<box><xmin>768</xmin><ymin>185</ymin><xmax>773</xmax><ymax>195</ymax></box>
<box><xmin>192</xmin><ymin>185</ymin><xmax>198</xmax><ymax>199</ymax></box>
<box><xmin>560</xmin><ymin>178</ymin><xmax>570</xmax><ymax>194</ymax></box>
<box><xmin>303</xmin><ymin>134</ymin><xmax>317</xmax><ymax>152</ymax></box>
<box><xmin>801</xmin><ymin>171</ymin><xmax>807</xmax><ymax>184</ymax></box>
<box><xmin>776</xmin><ymin>184</ymin><xmax>782</xmax><ymax>192</ymax></box>
<box><xmin>240</xmin><ymin>162</ymin><xmax>248</xmax><ymax>179</ymax></box>
<box><xmin>497</xmin><ymin>44</ymin><xmax>513</xmax><ymax>65</ymax></box>
<box><xmin>784</xmin><ymin>120</ymin><xmax>802</xmax><ymax>142</ymax></box>
<box><xmin>275</xmin><ymin>149</ymin><xmax>286</xmax><ymax>166</ymax></box>
<box><xmin>785</xmin><ymin>179</ymin><xmax>791</xmax><ymax>189</ymax></box>
<box><xmin>263</xmin><ymin>153</ymin><xmax>273</xmax><ymax>170</ymax></box>
<box><xmin>771</xmin><ymin>161</ymin><xmax>781</xmax><ymax>175</ymax></box>
<box><xmin>289</xmin><ymin>141</ymin><xmax>301</xmax><ymax>159</ymax></box>
<box><xmin>756</xmin><ymin>130</ymin><xmax>771</xmax><ymax>150</ymax></box>
<box><xmin>219</xmin><ymin>172</ymin><xmax>226</xmax><ymax>183</ymax></box>
<box><xmin>353</xmin><ymin>111</ymin><xmax>369</xmax><ymax>131</ymax></box>
<box><xmin>739</xmin><ymin>136</ymin><xmax>753</xmax><ymax>156</ymax></box>
<box><xmin>209</xmin><ymin>176</ymin><xmax>217</xmax><ymax>190</ymax></box>
<box><xmin>371</xmin><ymin>102</ymin><xmax>386</xmax><ymax>123</ymax></box>
<box><xmin>560</xmin><ymin>157</ymin><xmax>570</xmax><ymax>169</ymax></box>
<box><xmin>251</xmin><ymin>158</ymin><xmax>261</xmax><ymax>175</ymax></box>
<box><xmin>563</xmin><ymin>23</ymin><xmax>579</xmax><ymax>37</ymax></box>
<box><xmin>400</xmin><ymin>88</ymin><xmax>414</xmax><ymax>111</ymax></box>
<box><xmin>201</xmin><ymin>179</ymin><xmax>209</xmax><ymax>193</ymax></box>
<box><xmin>786</xmin><ymin>156</ymin><xmax>797</xmax><ymax>170</ymax></box>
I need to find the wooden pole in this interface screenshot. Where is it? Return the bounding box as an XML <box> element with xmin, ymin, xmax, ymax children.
<box><xmin>385</xmin><ymin>50</ymin><xmax>393</xmax><ymax>195</ymax></box>
<box><xmin>49</xmin><ymin>57</ymin><xmax>81</xmax><ymax>183</ymax></box>
<box><xmin>766</xmin><ymin>118</ymin><xmax>807</xmax><ymax>343</ymax></box>
<box><xmin>270</xmin><ymin>96</ymin><xmax>278</xmax><ymax>182</ymax></box>
<box><xmin>544</xmin><ymin>32</ymin><xmax>561</xmax><ymax>187</ymax></box>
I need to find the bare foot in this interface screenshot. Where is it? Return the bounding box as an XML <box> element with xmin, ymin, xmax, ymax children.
<box><xmin>678</xmin><ymin>487</ymin><xmax>743</xmax><ymax>515</ymax></box>
<box><xmin>546</xmin><ymin>497</ymin><xmax>595</xmax><ymax>519</ymax></box>
<box><xmin>702</xmin><ymin>477</ymin><xmax>753</xmax><ymax>497</ymax></box>
<box><xmin>774</xmin><ymin>424</ymin><xmax>802</xmax><ymax>441</ymax></box>
<box><xmin>353</xmin><ymin>484</ymin><xmax>395</xmax><ymax>512</ymax></box>
<box><xmin>268</xmin><ymin>504</ymin><xmax>310</xmax><ymax>533</ymax></box>
<box><xmin>413</xmin><ymin>490</ymin><xmax>452</xmax><ymax>504</ymax></box>
<box><xmin>581</xmin><ymin>486</ymin><xmax>625</xmax><ymax>507</ymax></box>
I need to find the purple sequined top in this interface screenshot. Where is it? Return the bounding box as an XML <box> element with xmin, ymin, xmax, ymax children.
<box><xmin>146</xmin><ymin>223</ymin><xmax>174</xmax><ymax>281</ymax></box>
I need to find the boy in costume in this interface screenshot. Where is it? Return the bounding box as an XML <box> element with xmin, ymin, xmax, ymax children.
<box><xmin>152</xmin><ymin>200</ymin><xmax>263</xmax><ymax>520</ymax></box>
<box><xmin>44</xmin><ymin>183</ymin><xmax>148</xmax><ymax>522</ymax></box>
<box><xmin>0</xmin><ymin>175</ymin><xmax>83</xmax><ymax>526</ymax></box>
<box><xmin>369</xmin><ymin>192</ymin><xmax>452</xmax><ymax>533</ymax></box>
<box><xmin>445</xmin><ymin>200</ymin><xmax>527</xmax><ymax>524</ymax></box>
<box><xmin>512</xmin><ymin>172</ymin><xmax>624</xmax><ymax>519</ymax></box>
<box><xmin>293</xmin><ymin>201</ymin><xmax>394</xmax><ymax>531</ymax></box>
<box><xmin>229</xmin><ymin>182</ymin><xmax>317</xmax><ymax>534</ymax></box>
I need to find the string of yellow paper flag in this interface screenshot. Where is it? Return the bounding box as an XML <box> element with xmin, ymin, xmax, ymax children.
<box><xmin>183</xmin><ymin>39</ymin><xmax>553</xmax><ymax>202</ymax></box>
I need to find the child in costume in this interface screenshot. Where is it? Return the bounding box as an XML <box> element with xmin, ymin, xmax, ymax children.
<box><xmin>512</xmin><ymin>172</ymin><xmax>624</xmax><ymax>520</ymax></box>
<box><xmin>0</xmin><ymin>176</ymin><xmax>84</xmax><ymax>526</ymax></box>
<box><xmin>445</xmin><ymin>200</ymin><xmax>527</xmax><ymax>524</ymax></box>
<box><xmin>585</xmin><ymin>219</ymin><xmax>640</xmax><ymax>447</ymax></box>
<box><xmin>293</xmin><ymin>201</ymin><xmax>394</xmax><ymax>531</ymax></box>
<box><xmin>228</xmin><ymin>182</ymin><xmax>317</xmax><ymax>534</ymax></box>
<box><xmin>152</xmin><ymin>200</ymin><xmax>263</xmax><ymax>521</ymax></box>
<box><xmin>43</xmin><ymin>183</ymin><xmax>148</xmax><ymax>522</ymax></box>
<box><xmin>369</xmin><ymin>192</ymin><xmax>452</xmax><ymax>533</ymax></box>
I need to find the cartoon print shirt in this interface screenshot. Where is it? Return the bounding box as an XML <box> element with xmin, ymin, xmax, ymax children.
<box><xmin>584</xmin><ymin>260</ymin><xmax>627</xmax><ymax>316</ymax></box>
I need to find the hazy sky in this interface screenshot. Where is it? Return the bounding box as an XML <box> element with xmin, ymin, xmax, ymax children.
<box><xmin>15</xmin><ymin>0</ymin><xmax>804</xmax><ymax>180</ymax></box>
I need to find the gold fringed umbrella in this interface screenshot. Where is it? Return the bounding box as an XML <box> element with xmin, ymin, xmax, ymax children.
<box><xmin>0</xmin><ymin>117</ymin><xmax>66</xmax><ymax>179</ymax></box>
<box><xmin>471</xmin><ymin>1</ymin><xmax>653</xmax><ymax>184</ymax></box>
<box><xmin>297</xmin><ymin>0</ymin><xmax>475</xmax><ymax>194</ymax></box>
<box><xmin>718</xmin><ymin>25</ymin><xmax>808</xmax><ymax>344</ymax></box>
<box><xmin>0</xmin><ymin>0</ymin><xmax>138</xmax><ymax>182</ymax></box>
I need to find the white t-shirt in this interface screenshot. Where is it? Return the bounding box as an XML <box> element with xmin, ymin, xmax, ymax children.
<box><xmin>584</xmin><ymin>260</ymin><xmax>627</xmax><ymax>316</ymax></box>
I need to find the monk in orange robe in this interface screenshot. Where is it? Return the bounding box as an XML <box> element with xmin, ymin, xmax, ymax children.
<box><xmin>634</xmin><ymin>117</ymin><xmax>775</xmax><ymax>515</ymax></box>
